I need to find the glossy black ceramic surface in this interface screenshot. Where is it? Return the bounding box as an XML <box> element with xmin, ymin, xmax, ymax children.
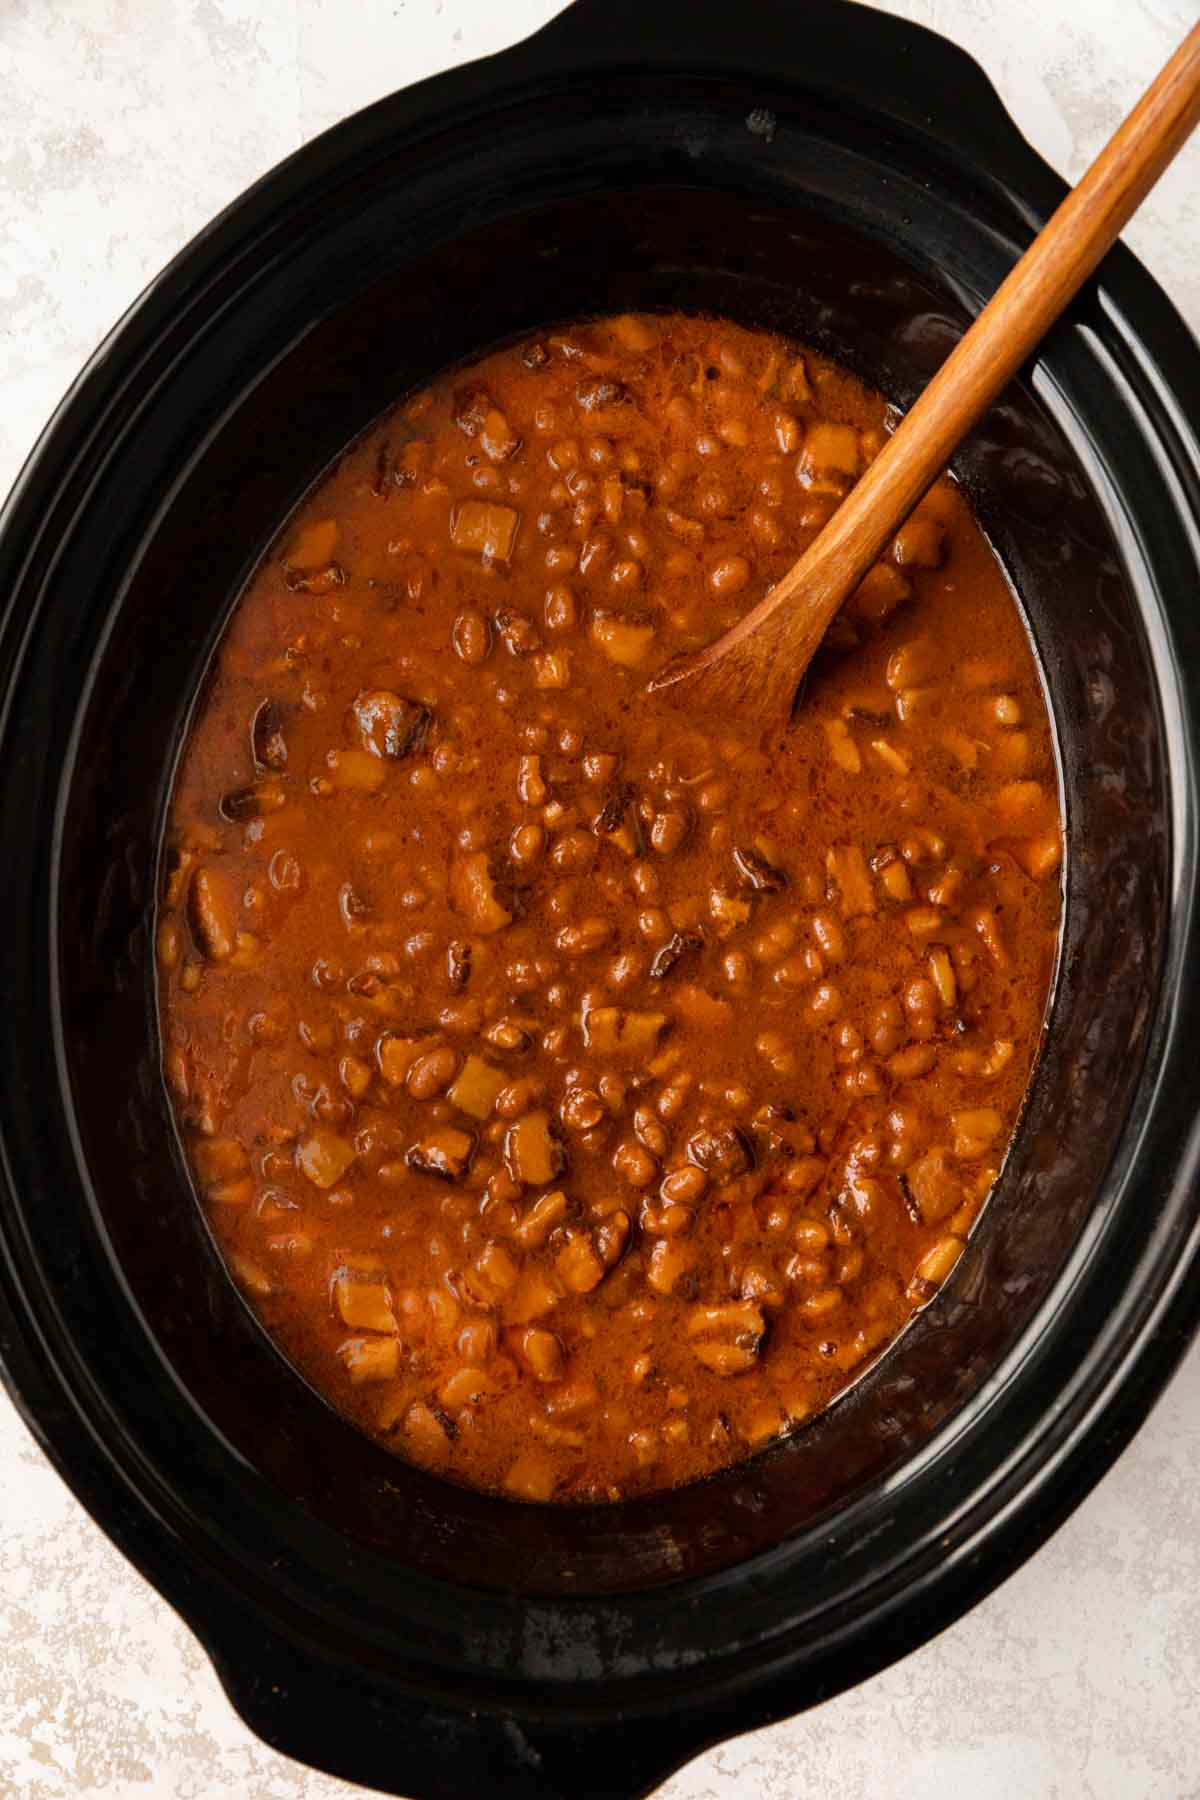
<box><xmin>1</xmin><ymin>2</ymin><xmax>1198</xmax><ymax>1796</ymax></box>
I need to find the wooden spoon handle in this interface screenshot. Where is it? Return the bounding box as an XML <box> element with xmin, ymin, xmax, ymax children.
<box><xmin>663</xmin><ymin>21</ymin><xmax>1200</xmax><ymax>710</ymax></box>
<box><xmin>818</xmin><ymin>18</ymin><xmax>1200</xmax><ymax>586</ymax></box>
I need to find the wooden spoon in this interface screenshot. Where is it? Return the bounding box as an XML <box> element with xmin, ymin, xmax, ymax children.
<box><xmin>648</xmin><ymin>22</ymin><xmax>1200</xmax><ymax>726</ymax></box>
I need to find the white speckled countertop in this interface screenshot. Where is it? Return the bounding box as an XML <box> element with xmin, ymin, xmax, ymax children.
<box><xmin>2</xmin><ymin>3</ymin><xmax>1198</xmax><ymax>1796</ymax></box>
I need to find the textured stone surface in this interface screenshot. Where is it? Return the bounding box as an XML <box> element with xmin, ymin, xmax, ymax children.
<box><xmin>2</xmin><ymin>2</ymin><xmax>1198</xmax><ymax>1796</ymax></box>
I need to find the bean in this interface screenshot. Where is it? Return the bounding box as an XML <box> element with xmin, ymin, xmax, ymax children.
<box><xmin>752</xmin><ymin>918</ymin><xmax>797</xmax><ymax>960</ymax></box>
<box><xmin>613</xmin><ymin>1139</ymin><xmax>659</xmax><ymax>1188</ymax></box>
<box><xmin>748</xmin><ymin>508</ymin><xmax>782</xmax><ymax>548</ymax></box>
<box><xmin>646</xmin><ymin>1238</ymin><xmax>698</xmax><ymax>1295</ymax></box>
<box><xmin>903</xmin><ymin>976</ymin><xmax>938</xmax><ymax>1039</ymax></box>
<box><xmin>928</xmin><ymin>945</ymin><xmax>957</xmax><ymax>1008</ymax></box>
<box><xmin>867</xmin><ymin>999</ymin><xmax>904</xmax><ymax>1057</ymax></box>
<box><xmin>598</xmin><ymin>1072</ymin><xmax>626</xmax><ymax>1114</ymax></box>
<box><xmin>792</xmin><ymin>1215</ymin><xmax>830</xmax><ymax>1254</ymax></box>
<box><xmin>469</xmin><ymin>1241</ymin><xmax>519</xmax><ymax>1301</ymax></box>
<box><xmin>886</xmin><ymin>638</ymin><xmax>936</xmax><ymax>691</ymax></box>
<box><xmin>889</xmin><ymin>1043</ymin><xmax>938</xmax><ymax>1079</ymax></box>
<box><xmin>709</xmin><ymin>555</ymin><xmax>751</xmax><ymax>598</ymax></box>
<box><xmin>557</xmin><ymin>1231</ymin><xmax>606</xmax><ymax>1293</ymax></box>
<box><xmin>596</xmin><ymin>1209</ymin><xmax>631</xmax><ymax>1266</ymax></box>
<box><xmin>439</xmin><ymin>998</ymin><xmax>483</xmax><ymax>1033</ymax></box>
<box><xmin>641</xmin><ymin>1196</ymin><xmax>694</xmax><ymax>1236</ymax></box>
<box><xmin>551</xmin><ymin>829</ymin><xmax>596</xmax><ymax>874</ymax></box>
<box><xmin>514</xmin><ymin>1188</ymin><xmax>568</xmax><ymax>1248</ymax></box>
<box><xmin>633</xmin><ymin>1106</ymin><xmax>669</xmax><ymax>1158</ymax></box>
<box><xmin>514</xmin><ymin>755</ymin><xmax>546</xmax><ymax>806</ymax></box>
<box><xmin>484</xmin><ymin>1017</ymin><xmax>534</xmax><ymax>1054</ymax></box>
<box><xmin>561</xmin><ymin>1087</ymin><xmax>606</xmax><ymax>1132</ymax></box>
<box><xmin>891</xmin><ymin>517</ymin><xmax>945</xmax><ymax>568</ymax></box>
<box><xmin>808</xmin><ymin>982</ymin><xmax>843</xmax><ymax>1021</ymax></box>
<box><xmin>458</xmin><ymin>1317</ymin><xmax>498</xmax><ymax>1362</ymax></box>
<box><xmin>556</xmin><ymin>917</ymin><xmax>614</xmax><ymax>955</ymax></box>
<box><xmin>649</xmin><ymin>809</ymin><xmax>690</xmax><ymax>856</ymax></box>
<box><xmin>782</xmin><ymin>1165</ymin><xmax>826</xmax><ymax>1212</ymax></box>
<box><xmin>495</xmin><ymin>1077</ymin><xmax>545</xmax><ymax>1120</ymax></box>
<box><xmin>582</xmin><ymin>751</ymin><xmax>619</xmax><ymax>784</ymax></box>
<box><xmin>406</xmin><ymin>1046</ymin><xmax>460</xmax><ymax>1100</ymax></box>
<box><xmin>606</xmin><ymin>950</ymin><xmax>645</xmax><ymax>990</ymax></box>
<box><xmin>771</xmin><ymin>955</ymin><xmax>809</xmax><ymax>989</ymax></box>
<box><xmin>452</xmin><ymin>608</ymin><xmax>491</xmax><ymax>665</ymax></box>
<box><xmin>548</xmin><ymin>438</ymin><xmax>580</xmax><ymax>471</ymax></box>
<box><xmin>545</xmin><ymin>584</ymin><xmax>579</xmax><ymax>632</ymax></box>
<box><xmin>811</xmin><ymin>912</ymin><xmax>846</xmax><ymax>961</ymax></box>
<box><xmin>661</xmin><ymin>1165</ymin><xmax>707</xmax><ymax>1204</ymax></box>
<box><xmin>638</xmin><ymin>907</ymin><xmax>672</xmax><ymax>943</ymax></box>
<box><xmin>801</xmin><ymin>1287</ymin><xmax>843</xmax><ymax>1319</ymax></box>
<box><xmin>157</xmin><ymin>920</ymin><xmax>182</xmax><ymax>971</ymax></box>
<box><xmin>510</xmin><ymin>822</ymin><xmax>546</xmax><ymax>865</ymax></box>
<box><xmin>519</xmin><ymin>1328</ymin><xmax>565</xmax><ymax>1382</ymax></box>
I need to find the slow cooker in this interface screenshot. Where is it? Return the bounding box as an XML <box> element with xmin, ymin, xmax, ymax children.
<box><xmin>1</xmin><ymin>2</ymin><xmax>1198</xmax><ymax>1795</ymax></box>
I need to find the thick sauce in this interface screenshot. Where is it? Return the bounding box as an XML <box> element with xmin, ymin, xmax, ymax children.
<box><xmin>159</xmin><ymin>313</ymin><xmax>1060</xmax><ymax>1503</ymax></box>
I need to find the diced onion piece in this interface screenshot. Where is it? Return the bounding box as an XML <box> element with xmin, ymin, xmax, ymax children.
<box><xmin>590</xmin><ymin>614</ymin><xmax>655</xmax><ymax>667</ymax></box>
<box><xmin>378</xmin><ymin>1035</ymin><xmax>421</xmax><ymax>1086</ymax></box>
<box><xmin>326</xmin><ymin>748</ymin><xmax>387</xmax><ymax>792</ymax></box>
<box><xmin>285</xmin><ymin>516</ymin><xmax>338</xmax><ymax>571</ymax></box>
<box><xmin>339</xmin><ymin>1336</ymin><xmax>400</xmax><ymax>1383</ymax></box>
<box><xmin>504</xmin><ymin>1453</ymin><xmax>558</xmax><ymax>1501</ymax></box>
<box><xmin>1013</xmin><ymin>829</ymin><xmax>1062</xmax><ymax>880</ymax></box>
<box><xmin>799</xmin><ymin>421</ymin><xmax>860</xmax><ymax>478</ymax></box>
<box><xmin>907</xmin><ymin>1149</ymin><xmax>962</xmax><ymax>1225</ymax></box>
<box><xmin>296</xmin><ymin>1129</ymin><xmax>356</xmax><ymax>1189</ymax></box>
<box><xmin>505</xmin><ymin>1110</ymin><xmax>563</xmax><ymax>1187</ymax></box>
<box><xmin>451</xmin><ymin>500</ymin><xmax>519</xmax><ymax>561</ymax></box>
<box><xmin>609</xmin><ymin>313</ymin><xmax>658</xmax><ymax>352</ymax></box>
<box><xmin>852</xmin><ymin>562</ymin><xmax>911</xmax><ymax>624</ymax></box>
<box><xmin>672</xmin><ymin>984</ymin><xmax>732</xmax><ymax>1030</ymax></box>
<box><xmin>823</xmin><ymin>718</ymin><xmax>862</xmax><ymax>774</ymax></box>
<box><xmin>533</xmin><ymin>650</ymin><xmax>571</xmax><ymax>688</ymax></box>
<box><xmin>826</xmin><ymin>843</ymin><xmax>875</xmax><ymax>916</ymax></box>
<box><xmin>333</xmin><ymin>1274</ymin><xmax>395</xmax><ymax>1333</ymax></box>
<box><xmin>582</xmin><ymin>1006</ymin><xmax>668</xmax><ymax>1055</ymax></box>
<box><xmin>951</xmin><ymin>1107</ymin><xmax>1003</xmax><ymax>1160</ymax></box>
<box><xmin>450</xmin><ymin>853</ymin><xmax>512</xmax><ymax>933</ymax></box>
<box><xmin>447</xmin><ymin>1054</ymin><xmax>507</xmax><ymax>1120</ymax></box>
<box><xmin>504</xmin><ymin>1266</ymin><xmax>564</xmax><ymax>1324</ymax></box>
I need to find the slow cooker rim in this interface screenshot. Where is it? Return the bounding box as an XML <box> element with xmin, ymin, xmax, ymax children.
<box><xmin>2</xmin><ymin>1</ymin><xmax>1200</xmax><ymax>1792</ymax></box>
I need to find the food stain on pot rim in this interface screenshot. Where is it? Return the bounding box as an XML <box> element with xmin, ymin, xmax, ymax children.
<box><xmin>157</xmin><ymin>310</ymin><xmax>1061</xmax><ymax>1506</ymax></box>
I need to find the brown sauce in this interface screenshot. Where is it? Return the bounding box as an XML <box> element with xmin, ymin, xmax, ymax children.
<box><xmin>158</xmin><ymin>312</ymin><xmax>1061</xmax><ymax>1503</ymax></box>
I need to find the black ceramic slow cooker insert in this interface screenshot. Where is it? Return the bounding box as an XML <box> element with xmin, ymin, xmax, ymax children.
<box><xmin>1</xmin><ymin>3</ymin><xmax>1198</xmax><ymax>1796</ymax></box>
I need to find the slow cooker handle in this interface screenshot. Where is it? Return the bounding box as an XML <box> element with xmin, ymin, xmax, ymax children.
<box><xmin>209</xmin><ymin>1627</ymin><xmax>713</xmax><ymax>1800</ymax></box>
<box><xmin>519</xmin><ymin>0</ymin><xmax>1068</xmax><ymax>224</ymax></box>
